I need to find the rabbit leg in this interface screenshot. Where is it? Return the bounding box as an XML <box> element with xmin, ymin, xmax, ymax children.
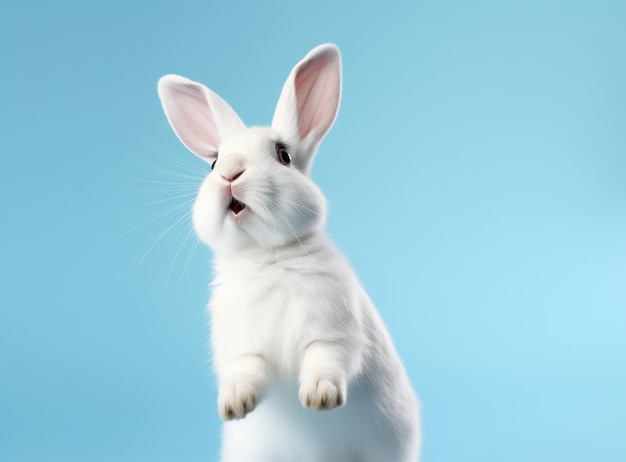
<box><xmin>217</xmin><ymin>353</ymin><xmax>270</xmax><ymax>420</ymax></box>
<box><xmin>298</xmin><ymin>341</ymin><xmax>352</xmax><ymax>411</ymax></box>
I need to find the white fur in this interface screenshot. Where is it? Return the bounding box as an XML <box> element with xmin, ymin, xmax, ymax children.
<box><xmin>158</xmin><ymin>44</ymin><xmax>420</xmax><ymax>461</ymax></box>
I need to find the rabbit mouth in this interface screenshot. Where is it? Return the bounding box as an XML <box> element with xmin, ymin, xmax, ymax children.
<box><xmin>228</xmin><ymin>197</ymin><xmax>247</xmax><ymax>215</ymax></box>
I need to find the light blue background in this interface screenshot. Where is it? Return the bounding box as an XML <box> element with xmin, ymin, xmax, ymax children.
<box><xmin>1</xmin><ymin>1</ymin><xmax>625</xmax><ymax>461</ymax></box>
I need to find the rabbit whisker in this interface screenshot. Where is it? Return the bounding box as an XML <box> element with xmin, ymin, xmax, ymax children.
<box><xmin>258</xmin><ymin>200</ymin><xmax>281</xmax><ymax>260</ymax></box>
<box><xmin>135</xmin><ymin>192</ymin><xmax>198</xmax><ymax>207</ymax></box>
<box><xmin>119</xmin><ymin>199</ymin><xmax>195</xmax><ymax>238</ymax></box>
<box><xmin>128</xmin><ymin>209</ymin><xmax>192</xmax><ymax>278</ymax></box>
<box><xmin>150</xmin><ymin>142</ymin><xmax>210</xmax><ymax>176</ymax></box>
<box><xmin>181</xmin><ymin>234</ymin><xmax>201</xmax><ymax>288</ymax></box>
<box><xmin>267</xmin><ymin>201</ymin><xmax>310</xmax><ymax>259</ymax></box>
<box><xmin>127</xmin><ymin>148</ymin><xmax>207</xmax><ymax>180</ymax></box>
<box><xmin>120</xmin><ymin>173</ymin><xmax>202</xmax><ymax>187</ymax></box>
<box><xmin>165</xmin><ymin>224</ymin><xmax>197</xmax><ymax>294</ymax></box>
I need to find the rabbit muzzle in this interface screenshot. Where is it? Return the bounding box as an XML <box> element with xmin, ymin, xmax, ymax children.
<box><xmin>216</xmin><ymin>153</ymin><xmax>246</xmax><ymax>183</ymax></box>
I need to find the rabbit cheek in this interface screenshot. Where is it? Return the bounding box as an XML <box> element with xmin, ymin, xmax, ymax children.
<box><xmin>192</xmin><ymin>197</ymin><xmax>218</xmax><ymax>246</ymax></box>
<box><xmin>191</xmin><ymin>181</ymin><xmax>228</xmax><ymax>245</ymax></box>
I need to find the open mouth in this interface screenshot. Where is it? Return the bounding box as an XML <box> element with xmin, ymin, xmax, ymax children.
<box><xmin>228</xmin><ymin>197</ymin><xmax>246</xmax><ymax>215</ymax></box>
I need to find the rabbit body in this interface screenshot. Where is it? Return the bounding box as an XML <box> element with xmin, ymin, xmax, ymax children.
<box><xmin>158</xmin><ymin>44</ymin><xmax>420</xmax><ymax>461</ymax></box>
<box><xmin>212</xmin><ymin>232</ymin><xmax>419</xmax><ymax>462</ymax></box>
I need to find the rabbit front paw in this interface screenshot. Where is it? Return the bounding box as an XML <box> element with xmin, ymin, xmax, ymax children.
<box><xmin>218</xmin><ymin>381</ymin><xmax>261</xmax><ymax>420</ymax></box>
<box><xmin>299</xmin><ymin>377</ymin><xmax>346</xmax><ymax>411</ymax></box>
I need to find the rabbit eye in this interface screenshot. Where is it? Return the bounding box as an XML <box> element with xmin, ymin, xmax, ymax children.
<box><xmin>211</xmin><ymin>159</ymin><xmax>217</xmax><ymax>170</ymax></box>
<box><xmin>276</xmin><ymin>144</ymin><xmax>291</xmax><ymax>166</ymax></box>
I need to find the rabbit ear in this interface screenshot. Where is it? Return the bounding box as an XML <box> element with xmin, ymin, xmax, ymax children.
<box><xmin>272</xmin><ymin>44</ymin><xmax>341</xmax><ymax>171</ymax></box>
<box><xmin>158</xmin><ymin>75</ymin><xmax>246</xmax><ymax>160</ymax></box>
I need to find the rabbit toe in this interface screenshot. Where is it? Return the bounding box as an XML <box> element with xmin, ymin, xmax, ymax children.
<box><xmin>299</xmin><ymin>377</ymin><xmax>346</xmax><ymax>411</ymax></box>
<box><xmin>218</xmin><ymin>382</ymin><xmax>260</xmax><ymax>420</ymax></box>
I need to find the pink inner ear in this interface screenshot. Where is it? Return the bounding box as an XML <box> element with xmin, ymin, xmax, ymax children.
<box><xmin>166</xmin><ymin>83</ymin><xmax>220</xmax><ymax>157</ymax></box>
<box><xmin>295</xmin><ymin>53</ymin><xmax>340</xmax><ymax>139</ymax></box>
<box><xmin>160</xmin><ymin>78</ymin><xmax>220</xmax><ymax>157</ymax></box>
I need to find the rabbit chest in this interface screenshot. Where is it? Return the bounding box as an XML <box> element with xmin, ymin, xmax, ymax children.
<box><xmin>210</xmin><ymin>247</ymin><xmax>359</xmax><ymax>378</ymax></box>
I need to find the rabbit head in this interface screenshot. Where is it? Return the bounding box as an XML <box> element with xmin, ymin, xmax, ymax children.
<box><xmin>158</xmin><ymin>44</ymin><xmax>341</xmax><ymax>251</ymax></box>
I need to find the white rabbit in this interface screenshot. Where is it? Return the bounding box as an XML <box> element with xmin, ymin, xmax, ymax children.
<box><xmin>157</xmin><ymin>44</ymin><xmax>420</xmax><ymax>462</ymax></box>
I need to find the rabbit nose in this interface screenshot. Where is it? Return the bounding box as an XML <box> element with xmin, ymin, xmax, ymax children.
<box><xmin>217</xmin><ymin>154</ymin><xmax>245</xmax><ymax>182</ymax></box>
<box><xmin>221</xmin><ymin>171</ymin><xmax>243</xmax><ymax>182</ymax></box>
